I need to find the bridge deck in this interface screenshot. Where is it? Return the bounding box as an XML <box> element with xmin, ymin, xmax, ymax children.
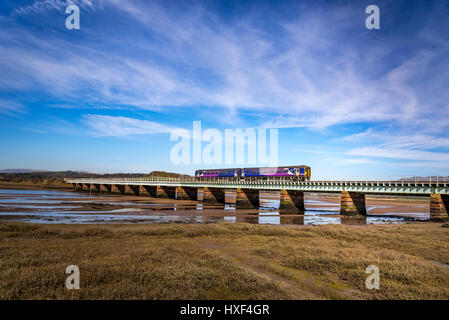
<box><xmin>66</xmin><ymin>178</ymin><xmax>449</xmax><ymax>195</ymax></box>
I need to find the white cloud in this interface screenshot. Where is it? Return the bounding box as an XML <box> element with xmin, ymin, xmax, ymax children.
<box><xmin>12</xmin><ymin>0</ymin><xmax>67</xmax><ymax>16</ymax></box>
<box><xmin>347</xmin><ymin>147</ymin><xmax>449</xmax><ymax>162</ymax></box>
<box><xmin>342</xmin><ymin>129</ymin><xmax>449</xmax><ymax>164</ymax></box>
<box><xmin>1</xmin><ymin>0</ymin><xmax>448</xmax><ymax>134</ymax></box>
<box><xmin>12</xmin><ymin>0</ymin><xmax>95</xmax><ymax>17</ymax></box>
<box><xmin>82</xmin><ymin>114</ymin><xmax>177</xmax><ymax>137</ymax></box>
<box><xmin>344</xmin><ymin>158</ymin><xmax>377</xmax><ymax>165</ymax></box>
<box><xmin>0</xmin><ymin>100</ymin><xmax>25</xmax><ymax>116</ymax></box>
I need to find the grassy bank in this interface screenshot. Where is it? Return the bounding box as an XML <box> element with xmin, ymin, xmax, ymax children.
<box><xmin>0</xmin><ymin>170</ymin><xmax>189</xmax><ymax>191</ymax></box>
<box><xmin>1</xmin><ymin>222</ymin><xmax>448</xmax><ymax>299</ymax></box>
<box><xmin>0</xmin><ymin>181</ymin><xmax>72</xmax><ymax>190</ymax></box>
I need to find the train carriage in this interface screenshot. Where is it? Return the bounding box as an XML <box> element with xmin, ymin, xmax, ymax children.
<box><xmin>195</xmin><ymin>166</ymin><xmax>311</xmax><ymax>181</ymax></box>
<box><xmin>195</xmin><ymin>168</ymin><xmax>241</xmax><ymax>181</ymax></box>
<box><xmin>241</xmin><ymin>165</ymin><xmax>311</xmax><ymax>181</ymax></box>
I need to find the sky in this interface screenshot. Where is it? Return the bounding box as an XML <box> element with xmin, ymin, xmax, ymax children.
<box><xmin>0</xmin><ymin>0</ymin><xmax>448</xmax><ymax>179</ymax></box>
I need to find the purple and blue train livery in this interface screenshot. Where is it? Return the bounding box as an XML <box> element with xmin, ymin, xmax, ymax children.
<box><xmin>195</xmin><ymin>168</ymin><xmax>241</xmax><ymax>178</ymax></box>
<box><xmin>195</xmin><ymin>166</ymin><xmax>311</xmax><ymax>181</ymax></box>
<box><xmin>242</xmin><ymin>166</ymin><xmax>310</xmax><ymax>179</ymax></box>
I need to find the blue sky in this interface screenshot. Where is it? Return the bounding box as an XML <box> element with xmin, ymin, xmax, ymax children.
<box><xmin>0</xmin><ymin>0</ymin><xmax>449</xmax><ymax>178</ymax></box>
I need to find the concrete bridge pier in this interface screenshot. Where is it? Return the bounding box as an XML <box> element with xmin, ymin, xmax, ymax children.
<box><xmin>111</xmin><ymin>184</ymin><xmax>125</xmax><ymax>195</ymax></box>
<box><xmin>235</xmin><ymin>188</ymin><xmax>259</xmax><ymax>209</ymax></box>
<box><xmin>279</xmin><ymin>189</ymin><xmax>305</xmax><ymax>212</ymax></box>
<box><xmin>127</xmin><ymin>184</ymin><xmax>140</xmax><ymax>196</ymax></box>
<box><xmin>176</xmin><ymin>186</ymin><xmax>197</xmax><ymax>200</ymax></box>
<box><xmin>138</xmin><ymin>185</ymin><xmax>156</xmax><ymax>197</ymax></box>
<box><xmin>101</xmin><ymin>184</ymin><xmax>112</xmax><ymax>193</ymax></box>
<box><xmin>341</xmin><ymin>215</ymin><xmax>367</xmax><ymax>225</ymax></box>
<box><xmin>340</xmin><ymin>191</ymin><xmax>366</xmax><ymax>215</ymax></box>
<box><xmin>224</xmin><ymin>189</ymin><xmax>236</xmax><ymax>205</ymax></box>
<box><xmin>430</xmin><ymin>193</ymin><xmax>449</xmax><ymax>221</ymax></box>
<box><xmin>201</xmin><ymin>187</ymin><xmax>225</xmax><ymax>204</ymax></box>
<box><xmin>123</xmin><ymin>185</ymin><xmax>134</xmax><ymax>195</ymax></box>
<box><xmin>197</xmin><ymin>188</ymin><xmax>204</xmax><ymax>202</ymax></box>
<box><xmin>156</xmin><ymin>185</ymin><xmax>176</xmax><ymax>198</ymax></box>
<box><xmin>82</xmin><ymin>183</ymin><xmax>90</xmax><ymax>192</ymax></box>
<box><xmin>90</xmin><ymin>183</ymin><xmax>101</xmax><ymax>192</ymax></box>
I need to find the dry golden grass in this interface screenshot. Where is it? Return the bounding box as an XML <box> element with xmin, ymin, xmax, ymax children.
<box><xmin>0</xmin><ymin>221</ymin><xmax>448</xmax><ymax>300</ymax></box>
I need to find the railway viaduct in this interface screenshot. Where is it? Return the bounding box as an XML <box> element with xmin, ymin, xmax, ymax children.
<box><xmin>66</xmin><ymin>177</ymin><xmax>449</xmax><ymax>221</ymax></box>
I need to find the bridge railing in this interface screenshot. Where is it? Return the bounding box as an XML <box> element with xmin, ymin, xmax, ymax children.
<box><xmin>311</xmin><ymin>176</ymin><xmax>449</xmax><ymax>184</ymax></box>
<box><xmin>65</xmin><ymin>175</ymin><xmax>449</xmax><ymax>185</ymax></box>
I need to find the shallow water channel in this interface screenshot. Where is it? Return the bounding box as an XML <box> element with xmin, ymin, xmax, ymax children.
<box><xmin>0</xmin><ymin>188</ymin><xmax>429</xmax><ymax>225</ymax></box>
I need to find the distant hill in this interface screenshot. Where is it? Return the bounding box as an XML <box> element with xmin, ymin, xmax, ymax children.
<box><xmin>147</xmin><ymin>171</ymin><xmax>191</xmax><ymax>178</ymax></box>
<box><xmin>0</xmin><ymin>169</ymin><xmax>49</xmax><ymax>173</ymax></box>
<box><xmin>0</xmin><ymin>170</ymin><xmax>191</xmax><ymax>185</ymax></box>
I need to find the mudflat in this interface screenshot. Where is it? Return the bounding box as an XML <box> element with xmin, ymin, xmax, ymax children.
<box><xmin>0</xmin><ymin>187</ymin><xmax>430</xmax><ymax>220</ymax></box>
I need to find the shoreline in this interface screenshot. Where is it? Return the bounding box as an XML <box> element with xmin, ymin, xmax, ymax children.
<box><xmin>0</xmin><ymin>182</ymin><xmax>73</xmax><ymax>191</ymax></box>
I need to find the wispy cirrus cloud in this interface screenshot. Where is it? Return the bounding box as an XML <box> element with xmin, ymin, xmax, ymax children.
<box><xmin>82</xmin><ymin>114</ymin><xmax>177</xmax><ymax>137</ymax></box>
<box><xmin>12</xmin><ymin>0</ymin><xmax>67</xmax><ymax>16</ymax></box>
<box><xmin>2</xmin><ymin>0</ymin><xmax>448</xmax><ymax>131</ymax></box>
<box><xmin>1</xmin><ymin>0</ymin><xmax>449</xmax><ymax>175</ymax></box>
<box><xmin>343</xmin><ymin>128</ymin><xmax>449</xmax><ymax>162</ymax></box>
<box><xmin>347</xmin><ymin>147</ymin><xmax>449</xmax><ymax>162</ymax></box>
<box><xmin>344</xmin><ymin>130</ymin><xmax>449</xmax><ymax>151</ymax></box>
<box><xmin>0</xmin><ymin>100</ymin><xmax>26</xmax><ymax>116</ymax></box>
<box><xmin>11</xmin><ymin>0</ymin><xmax>95</xmax><ymax>17</ymax></box>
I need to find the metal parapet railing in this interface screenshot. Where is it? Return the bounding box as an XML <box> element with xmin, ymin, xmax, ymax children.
<box><xmin>65</xmin><ymin>176</ymin><xmax>449</xmax><ymax>187</ymax></box>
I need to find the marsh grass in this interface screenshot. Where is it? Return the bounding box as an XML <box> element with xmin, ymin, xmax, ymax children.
<box><xmin>1</xmin><ymin>222</ymin><xmax>448</xmax><ymax>299</ymax></box>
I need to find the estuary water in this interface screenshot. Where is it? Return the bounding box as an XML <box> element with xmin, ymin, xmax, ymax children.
<box><xmin>0</xmin><ymin>188</ymin><xmax>429</xmax><ymax>225</ymax></box>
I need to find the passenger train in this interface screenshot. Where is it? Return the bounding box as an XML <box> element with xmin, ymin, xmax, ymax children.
<box><xmin>195</xmin><ymin>166</ymin><xmax>311</xmax><ymax>181</ymax></box>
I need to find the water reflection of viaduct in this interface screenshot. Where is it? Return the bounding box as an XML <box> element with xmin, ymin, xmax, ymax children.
<box><xmin>66</xmin><ymin>178</ymin><xmax>449</xmax><ymax>221</ymax></box>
